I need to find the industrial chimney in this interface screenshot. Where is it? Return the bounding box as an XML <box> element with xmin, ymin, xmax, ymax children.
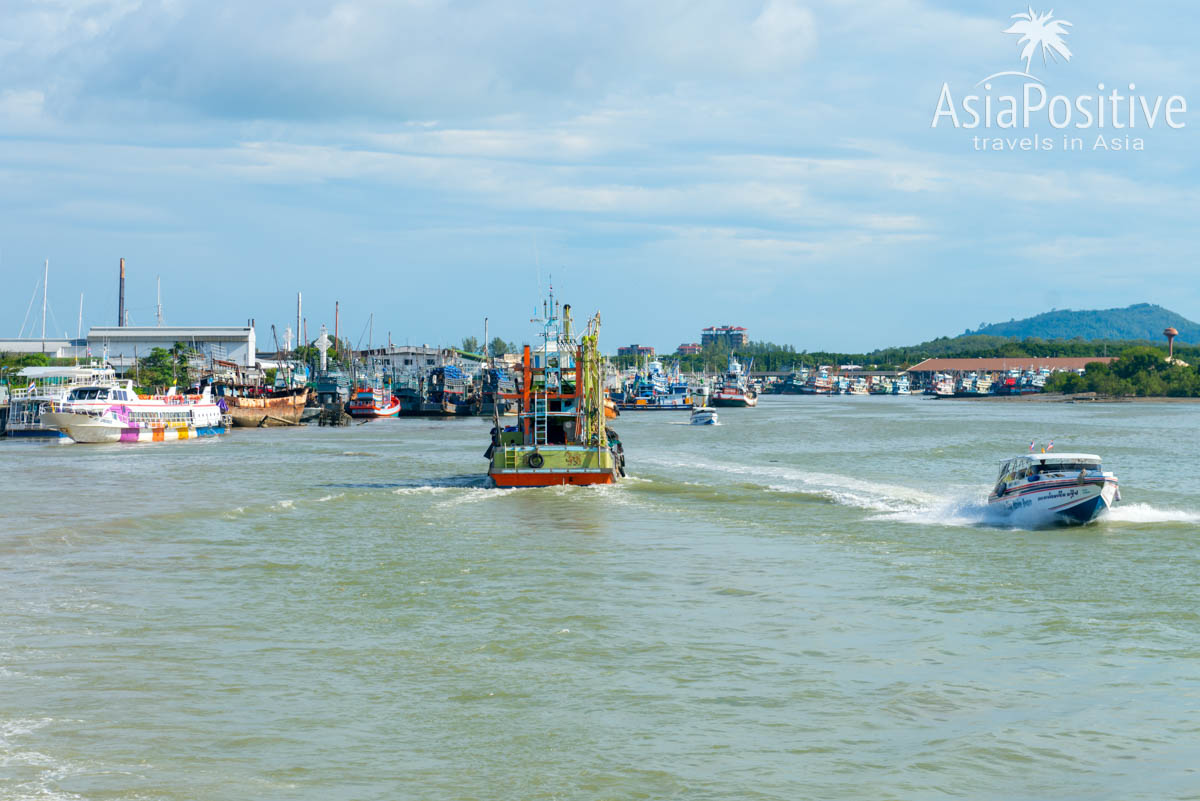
<box><xmin>118</xmin><ymin>258</ymin><xmax>126</xmax><ymax>327</ymax></box>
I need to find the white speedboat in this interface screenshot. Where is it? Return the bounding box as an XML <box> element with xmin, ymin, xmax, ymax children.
<box><xmin>689</xmin><ymin>406</ymin><xmax>718</xmax><ymax>425</ymax></box>
<box><xmin>41</xmin><ymin>381</ymin><xmax>228</xmax><ymax>443</ymax></box>
<box><xmin>988</xmin><ymin>453</ymin><xmax>1119</xmax><ymax>526</ymax></box>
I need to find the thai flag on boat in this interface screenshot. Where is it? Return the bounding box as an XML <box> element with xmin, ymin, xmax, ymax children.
<box><xmin>1046</xmin><ymin>440</ymin><xmax>1054</xmax><ymax>451</ymax></box>
<box><xmin>1029</xmin><ymin>440</ymin><xmax>1035</xmax><ymax>452</ymax></box>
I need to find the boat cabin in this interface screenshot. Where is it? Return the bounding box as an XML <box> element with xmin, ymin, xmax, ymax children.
<box><xmin>997</xmin><ymin>453</ymin><xmax>1103</xmax><ymax>483</ymax></box>
<box><xmin>66</xmin><ymin>383</ymin><xmax>138</xmax><ymax>403</ymax></box>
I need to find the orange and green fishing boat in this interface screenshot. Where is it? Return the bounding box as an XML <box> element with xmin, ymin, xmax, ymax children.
<box><xmin>485</xmin><ymin>291</ymin><xmax>624</xmax><ymax>487</ymax></box>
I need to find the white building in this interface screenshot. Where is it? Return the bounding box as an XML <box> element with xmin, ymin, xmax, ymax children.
<box><xmin>0</xmin><ymin>337</ymin><xmax>83</xmax><ymax>359</ymax></box>
<box><xmin>86</xmin><ymin>326</ymin><xmax>256</xmax><ymax>372</ymax></box>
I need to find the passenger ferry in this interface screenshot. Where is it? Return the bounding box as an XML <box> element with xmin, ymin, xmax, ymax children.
<box><xmin>485</xmin><ymin>292</ymin><xmax>624</xmax><ymax>487</ymax></box>
<box><xmin>988</xmin><ymin>452</ymin><xmax>1119</xmax><ymax>526</ymax></box>
<box><xmin>6</xmin><ymin>366</ymin><xmax>120</xmax><ymax>439</ymax></box>
<box><xmin>40</xmin><ymin>381</ymin><xmax>228</xmax><ymax>443</ymax></box>
<box><xmin>711</xmin><ymin>355</ymin><xmax>758</xmax><ymax>407</ymax></box>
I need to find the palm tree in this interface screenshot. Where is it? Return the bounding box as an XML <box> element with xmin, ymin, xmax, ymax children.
<box><xmin>1004</xmin><ymin>8</ymin><xmax>1072</xmax><ymax>76</ymax></box>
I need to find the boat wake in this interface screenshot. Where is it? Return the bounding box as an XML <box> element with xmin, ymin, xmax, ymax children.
<box><xmin>636</xmin><ymin>454</ymin><xmax>1196</xmax><ymax>530</ymax></box>
<box><xmin>1102</xmin><ymin>503</ymin><xmax>1200</xmax><ymax>525</ymax></box>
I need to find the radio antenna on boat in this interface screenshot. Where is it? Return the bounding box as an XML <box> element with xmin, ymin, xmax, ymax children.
<box><xmin>156</xmin><ymin>275</ymin><xmax>164</xmax><ymax>326</ymax></box>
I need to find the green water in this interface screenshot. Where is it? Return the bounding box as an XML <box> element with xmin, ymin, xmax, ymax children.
<box><xmin>3</xmin><ymin>397</ymin><xmax>1199</xmax><ymax>800</ymax></box>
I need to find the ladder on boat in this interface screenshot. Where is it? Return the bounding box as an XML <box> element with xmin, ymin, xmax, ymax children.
<box><xmin>533</xmin><ymin>391</ymin><xmax>548</xmax><ymax>446</ymax></box>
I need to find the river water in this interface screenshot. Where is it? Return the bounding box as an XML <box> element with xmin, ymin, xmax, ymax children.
<box><xmin>2</xmin><ymin>396</ymin><xmax>1198</xmax><ymax>800</ymax></box>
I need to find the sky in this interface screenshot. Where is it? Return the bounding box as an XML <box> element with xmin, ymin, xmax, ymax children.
<box><xmin>2</xmin><ymin>0</ymin><xmax>1198</xmax><ymax>353</ymax></box>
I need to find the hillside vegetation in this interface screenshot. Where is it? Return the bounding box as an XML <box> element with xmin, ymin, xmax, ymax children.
<box><xmin>966</xmin><ymin>303</ymin><xmax>1200</xmax><ymax>343</ymax></box>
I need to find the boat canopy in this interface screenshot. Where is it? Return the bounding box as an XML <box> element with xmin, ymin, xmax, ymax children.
<box><xmin>18</xmin><ymin>366</ymin><xmax>116</xmax><ymax>380</ymax></box>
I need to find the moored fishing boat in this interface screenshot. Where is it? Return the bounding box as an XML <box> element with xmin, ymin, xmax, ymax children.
<box><xmin>710</xmin><ymin>355</ymin><xmax>758</xmax><ymax>408</ymax></box>
<box><xmin>215</xmin><ymin>384</ymin><xmax>309</xmax><ymax>426</ymax></box>
<box><xmin>41</xmin><ymin>381</ymin><xmax>227</xmax><ymax>443</ymax></box>
<box><xmin>988</xmin><ymin>452</ymin><xmax>1119</xmax><ymax>526</ymax></box>
<box><xmin>485</xmin><ymin>292</ymin><xmax>624</xmax><ymax>487</ymax></box>
<box><xmin>800</xmin><ymin>367</ymin><xmax>834</xmax><ymax>395</ymax></box>
<box><xmin>347</xmin><ymin>377</ymin><xmax>401</xmax><ymax>418</ymax></box>
<box><xmin>615</xmin><ymin>360</ymin><xmax>692</xmax><ymax>410</ymax></box>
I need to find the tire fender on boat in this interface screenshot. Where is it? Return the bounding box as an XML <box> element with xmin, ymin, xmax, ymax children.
<box><xmin>528</xmin><ymin>452</ymin><xmax>544</xmax><ymax>468</ymax></box>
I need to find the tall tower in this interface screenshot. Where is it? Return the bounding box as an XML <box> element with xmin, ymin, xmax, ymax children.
<box><xmin>1164</xmin><ymin>327</ymin><xmax>1178</xmax><ymax>361</ymax></box>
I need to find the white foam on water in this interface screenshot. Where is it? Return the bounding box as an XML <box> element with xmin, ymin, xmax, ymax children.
<box><xmin>432</xmin><ymin>487</ymin><xmax>508</xmax><ymax>509</ymax></box>
<box><xmin>391</xmin><ymin>486</ymin><xmax>455</xmax><ymax>496</ymax></box>
<box><xmin>1103</xmin><ymin>503</ymin><xmax>1200</xmax><ymax>525</ymax></box>
<box><xmin>272</xmin><ymin>499</ymin><xmax>294</xmax><ymax>510</ymax></box>
<box><xmin>643</xmin><ymin>453</ymin><xmax>944</xmax><ymax>516</ymax></box>
<box><xmin>314</xmin><ymin>493</ymin><xmax>345</xmax><ymax>503</ymax></box>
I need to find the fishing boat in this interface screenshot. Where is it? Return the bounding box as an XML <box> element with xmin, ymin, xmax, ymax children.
<box><xmin>346</xmin><ymin>376</ymin><xmax>401</xmax><ymax>418</ymax></box>
<box><xmin>477</xmin><ymin>367</ymin><xmax>517</xmax><ymax>417</ymax></box>
<box><xmin>616</xmin><ymin>360</ymin><xmax>692</xmax><ymax>410</ymax></box>
<box><xmin>891</xmin><ymin>375</ymin><xmax>911</xmax><ymax>395</ymax></box>
<box><xmin>689</xmin><ymin>406</ymin><xmax>718</xmax><ymax>425</ymax></box>
<box><xmin>710</xmin><ymin>355</ymin><xmax>758</xmax><ymax>408</ymax></box>
<box><xmin>40</xmin><ymin>381</ymin><xmax>227</xmax><ymax>443</ymax></box>
<box><xmin>214</xmin><ymin>384</ymin><xmax>309</xmax><ymax>426</ymax></box>
<box><xmin>485</xmin><ymin>292</ymin><xmax>624</xmax><ymax>487</ymax></box>
<box><xmin>800</xmin><ymin>367</ymin><xmax>834</xmax><ymax>395</ymax></box>
<box><xmin>423</xmin><ymin>364</ymin><xmax>472</xmax><ymax>415</ymax></box>
<box><xmin>931</xmin><ymin>372</ymin><xmax>956</xmax><ymax>397</ymax></box>
<box><xmin>847</xmin><ymin>376</ymin><xmax>869</xmax><ymax>395</ymax></box>
<box><xmin>988</xmin><ymin>452</ymin><xmax>1119</xmax><ymax>526</ymax></box>
<box><xmin>5</xmin><ymin>366</ymin><xmax>120</xmax><ymax>439</ymax></box>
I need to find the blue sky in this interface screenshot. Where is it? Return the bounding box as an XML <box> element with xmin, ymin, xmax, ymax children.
<box><xmin>2</xmin><ymin>0</ymin><xmax>1198</xmax><ymax>352</ymax></box>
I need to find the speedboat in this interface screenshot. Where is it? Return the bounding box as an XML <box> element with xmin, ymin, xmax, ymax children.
<box><xmin>988</xmin><ymin>452</ymin><xmax>1119</xmax><ymax>526</ymax></box>
<box><xmin>689</xmin><ymin>406</ymin><xmax>718</xmax><ymax>425</ymax></box>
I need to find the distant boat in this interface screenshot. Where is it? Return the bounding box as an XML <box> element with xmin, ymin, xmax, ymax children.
<box><xmin>710</xmin><ymin>355</ymin><xmax>758</xmax><ymax>408</ymax></box>
<box><xmin>988</xmin><ymin>452</ymin><xmax>1119</xmax><ymax>526</ymax></box>
<box><xmin>689</xmin><ymin>406</ymin><xmax>718</xmax><ymax>425</ymax></box>
<box><xmin>347</xmin><ymin>377</ymin><xmax>401</xmax><ymax>418</ymax></box>
<box><xmin>800</xmin><ymin>367</ymin><xmax>833</xmax><ymax>395</ymax></box>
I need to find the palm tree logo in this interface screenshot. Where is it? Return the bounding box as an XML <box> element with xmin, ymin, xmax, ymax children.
<box><xmin>979</xmin><ymin>8</ymin><xmax>1072</xmax><ymax>84</ymax></box>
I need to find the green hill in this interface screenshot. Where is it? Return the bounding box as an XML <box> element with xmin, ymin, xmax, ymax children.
<box><xmin>966</xmin><ymin>303</ymin><xmax>1200</xmax><ymax>343</ymax></box>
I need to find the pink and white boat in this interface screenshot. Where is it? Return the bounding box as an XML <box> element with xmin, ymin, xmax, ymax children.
<box><xmin>41</xmin><ymin>381</ymin><xmax>228</xmax><ymax>443</ymax></box>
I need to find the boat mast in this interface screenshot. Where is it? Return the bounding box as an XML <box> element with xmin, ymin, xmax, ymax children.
<box><xmin>156</xmin><ymin>276</ymin><xmax>163</xmax><ymax>325</ymax></box>
<box><xmin>41</xmin><ymin>258</ymin><xmax>48</xmax><ymax>354</ymax></box>
<box><xmin>76</xmin><ymin>292</ymin><xmax>83</xmax><ymax>365</ymax></box>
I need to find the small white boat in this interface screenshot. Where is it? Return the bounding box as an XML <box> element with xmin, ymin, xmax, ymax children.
<box><xmin>988</xmin><ymin>453</ymin><xmax>1119</xmax><ymax>526</ymax></box>
<box><xmin>689</xmin><ymin>406</ymin><xmax>718</xmax><ymax>425</ymax></box>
